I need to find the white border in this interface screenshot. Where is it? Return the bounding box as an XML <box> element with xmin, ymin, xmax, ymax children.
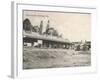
<box><xmin>11</xmin><ymin>2</ymin><xmax>97</xmax><ymax>79</ymax></box>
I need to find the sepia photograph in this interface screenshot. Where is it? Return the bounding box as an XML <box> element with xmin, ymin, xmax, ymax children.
<box><xmin>23</xmin><ymin>10</ymin><xmax>91</xmax><ymax>69</ymax></box>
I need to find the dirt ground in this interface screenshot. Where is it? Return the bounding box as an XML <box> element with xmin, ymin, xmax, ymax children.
<box><xmin>23</xmin><ymin>47</ymin><xmax>91</xmax><ymax>69</ymax></box>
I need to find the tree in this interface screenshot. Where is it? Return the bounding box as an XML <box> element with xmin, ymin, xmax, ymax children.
<box><xmin>23</xmin><ymin>18</ymin><xmax>32</xmax><ymax>31</ymax></box>
<box><xmin>53</xmin><ymin>30</ymin><xmax>59</xmax><ymax>37</ymax></box>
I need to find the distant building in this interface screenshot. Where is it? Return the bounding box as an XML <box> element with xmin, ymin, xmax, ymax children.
<box><xmin>72</xmin><ymin>41</ymin><xmax>91</xmax><ymax>51</ymax></box>
<box><xmin>39</xmin><ymin>20</ymin><xmax>43</xmax><ymax>34</ymax></box>
<box><xmin>46</xmin><ymin>20</ymin><xmax>50</xmax><ymax>33</ymax></box>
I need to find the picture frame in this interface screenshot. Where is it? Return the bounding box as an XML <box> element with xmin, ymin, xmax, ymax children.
<box><xmin>11</xmin><ymin>1</ymin><xmax>97</xmax><ymax>78</ymax></box>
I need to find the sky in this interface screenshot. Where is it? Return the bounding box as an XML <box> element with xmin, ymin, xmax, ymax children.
<box><xmin>23</xmin><ymin>10</ymin><xmax>91</xmax><ymax>42</ymax></box>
